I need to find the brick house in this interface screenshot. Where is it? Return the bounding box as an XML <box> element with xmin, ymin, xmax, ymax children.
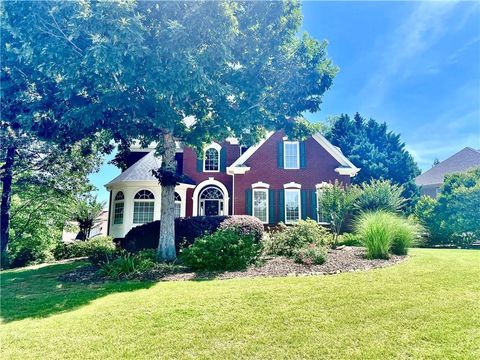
<box><xmin>105</xmin><ymin>130</ymin><xmax>359</xmax><ymax>238</ymax></box>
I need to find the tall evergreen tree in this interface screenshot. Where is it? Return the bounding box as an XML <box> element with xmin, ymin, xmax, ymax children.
<box><xmin>326</xmin><ymin>113</ymin><xmax>420</xmax><ymax>207</ymax></box>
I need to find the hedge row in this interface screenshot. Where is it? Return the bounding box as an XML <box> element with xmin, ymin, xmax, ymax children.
<box><xmin>119</xmin><ymin>215</ymin><xmax>264</xmax><ymax>253</ymax></box>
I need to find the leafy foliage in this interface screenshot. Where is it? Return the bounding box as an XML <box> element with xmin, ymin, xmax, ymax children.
<box><xmin>325</xmin><ymin>113</ymin><xmax>420</xmax><ymax>210</ymax></box>
<box><xmin>354</xmin><ymin>179</ymin><xmax>406</xmax><ymax>213</ymax></box>
<box><xmin>414</xmin><ymin>168</ymin><xmax>480</xmax><ymax>247</ymax></box>
<box><xmin>71</xmin><ymin>194</ymin><xmax>106</xmax><ymax>240</ymax></box>
<box><xmin>122</xmin><ymin>216</ymin><xmax>263</xmax><ymax>253</ymax></box>
<box><xmin>264</xmin><ymin>219</ymin><xmax>331</xmax><ymax>257</ymax></box>
<box><xmin>2</xmin><ymin>0</ymin><xmax>337</xmax><ymax>260</ymax></box>
<box><xmin>98</xmin><ymin>250</ymin><xmax>156</xmax><ymax>279</ymax></box>
<box><xmin>218</xmin><ymin>215</ymin><xmax>264</xmax><ymax>243</ymax></box>
<box><xmin>319</xmin><ymin>181</ymin><xmax>359</xmax><ymax>244</ymax></box>
<box><xmin>293</xmin><ymin>243</ymin><xmax>327</xmax><ymax>265</ymax></box>
<box><xmin>180</xmin><ymin>229</ymin><xmax>260</xmax><ymax>271</ymax></box>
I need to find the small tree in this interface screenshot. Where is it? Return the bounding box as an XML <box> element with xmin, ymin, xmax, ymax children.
<box><xmin>319</xmin><ymin>181</ymin><xmax>358</xmax><ymax>245</ymax></box>
<box><xmin>72</xmin><ymin>195</ymin><xmax>105</xmax><ymax>240</ymax></box>
<box><xmin>414</xmin><ymin>168</ymin><xmax>480</xmax><ymax>247</ymax></box>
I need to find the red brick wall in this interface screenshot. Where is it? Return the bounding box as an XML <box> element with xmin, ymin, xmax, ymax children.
<box><xmin>233</xmin><ymin>130</ymin><xmax>351</xmax><ymax>217</ymax></box>
<box><xmin>182</xmin><ymin>141</ymin><xmax>240</xmax><ymax>216</ymax></box>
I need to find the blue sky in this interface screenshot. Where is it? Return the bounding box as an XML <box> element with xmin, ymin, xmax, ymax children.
<box><xmin>90</xmin><ymin>1</ymin><xmax>480</xmax><ymax>203</ymax></box>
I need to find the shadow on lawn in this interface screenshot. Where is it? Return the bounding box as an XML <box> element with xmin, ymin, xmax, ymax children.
<box><xmin>0</xmin><ymin>261</ymin><xmax>154</xmax><ymax>323</ymax></box>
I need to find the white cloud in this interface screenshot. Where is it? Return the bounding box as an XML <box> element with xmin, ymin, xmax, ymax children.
<box><xmin>360</xmin><ymin>1</ymin><xmax>460</xmax><ymax>110</ymax></box>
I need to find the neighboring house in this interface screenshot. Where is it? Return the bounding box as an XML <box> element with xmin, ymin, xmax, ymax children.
<box><xmin>105</xmin><ymin>129</ymin><xmax>359</xmax><ymax>238</ymax></box>
<box><xmin>415</xmin><ymin>147</ymin><xmax>480</xmax><ymax>197</ymax></box>
<box><xmin>62</xmin><ymin>209</ymin><xmax>109</xmax><ymax>242</ymax></box>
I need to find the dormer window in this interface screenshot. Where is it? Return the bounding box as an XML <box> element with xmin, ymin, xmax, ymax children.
<box><xmin>284</xmin><ymin>141</ymin><xmax>299</xmax><ymax>169</ymax></box>
<box><xmin>204</xmin><ymin>147</ymin><xmax>220</xmax><ymax>172</ymax></box>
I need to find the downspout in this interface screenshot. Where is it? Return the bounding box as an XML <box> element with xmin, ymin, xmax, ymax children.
<box><xmin>106</xmin><ymin>190</ymin><xmax>112</xmax><ymax>237</ymax></box>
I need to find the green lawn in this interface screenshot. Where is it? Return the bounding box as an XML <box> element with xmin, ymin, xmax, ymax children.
<box><xmin>1</xmin><ymin>249</ymin><xmax>479</xmax><ymax>359</ymax></box>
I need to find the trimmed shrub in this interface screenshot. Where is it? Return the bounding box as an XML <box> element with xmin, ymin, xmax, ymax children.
<box><xmin>98</xmin><ymin>250</ymin><xmax>155</xmax><ymax>279</ymax></box>
<box><xmin>265</xmin><ymin>219</ymin><xmax>331</xmax><ymax>256</ymax></box>
<box><xmin>53</xmin><ymin>241</ymin><xmax>89</xmax><ymax>260</ymax></box>
<box><xmin>121</xmin><ymin>216</ymin><xmax>262</xmax><ymax>253</ymax></box>
<box><xmin>218</xmin><ymin>215</ymin><xmax>264</xmax><ymax>242</ymax></box>
<box><xmin>179</xmin><ymin>229</ymin><xmax>260</xmax><ymax>271</ymax></box>
<box><xmin>354</xmin><ymin>180</ymin><xmax>406</xmax><ymax>213</ymax></box>
<box><xmin>293</xmin><ymin>243</ymin><xmax>327</xmax><ymax>265</ymax></box>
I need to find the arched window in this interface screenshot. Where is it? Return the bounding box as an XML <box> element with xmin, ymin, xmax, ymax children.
<box><xmin>113</xmin><ymin>191</ymin><xmax>124</xmax><ymax>225</ymax></box>
<box><xmin>199</xmin><ymin>186</ymin><xmax>224</xmax><ymax>216</ymax></box>
<box><xmin>133</xmin><ymin>190</ymin><xmax>155</xmax><ymax>224</ymax></box>
<box><xmin>174</xmin><ymin>192</ymin><xmax>182</xmax><ymax>218</ymax></box>
<box><xmin>204</xmin><ymin>147</ymin><xmax>219</xmax><ymax>172</ymax></box>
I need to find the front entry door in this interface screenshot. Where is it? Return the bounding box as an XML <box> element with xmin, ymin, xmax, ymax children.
<box><xmin>204</xmin><ymin>200</ymin><xmax>219</xmax><ymax>216</ymax></box>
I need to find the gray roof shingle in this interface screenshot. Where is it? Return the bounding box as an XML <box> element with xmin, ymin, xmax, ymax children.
<box><xmin>106</xmin><ymin>152</ymin><xmax>162</xmax><ymax>186</ymax></box>
<box><xmin>415</xmin><ymin>147</ymin><xmax>480</xmax><ymax>186</ymax></box>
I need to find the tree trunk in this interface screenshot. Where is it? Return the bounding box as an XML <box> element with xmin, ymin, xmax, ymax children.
<box><xmin>1</xmin><ymin>146</ymin><xmax>15</xmax><ymax>253</ymax></box>
<box><xmin>157</xmin><ymin>132</ymin><xmax>177</xmax><ymax>262</ymax></box>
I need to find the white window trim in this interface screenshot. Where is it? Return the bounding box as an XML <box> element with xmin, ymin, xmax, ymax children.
<box><xmin>132</xmin><ymin>189</ymin><xmax>155</xmax><ymax>225</ymax></box>
<box><xmin>283</xmin><ymin>182</ymin><xmax>302</xmax><ymax>189</ymax></box>
<box><xmin>316</xmin><ymin>189</ymin><xmax>330</xmax><ymax>225</ymax></box>
<box><xmin>253</xmin><ymin>188</ymin><xmax>269</xmax><ymax>224</ymax></box>
<box><xmin>113</xmin><ymin>191</ymin><xmax>125</xmax><ymax>225</ymax></box>
<box><xmin>174</xmin><ymin>192</ymin><xmax>182</xmax><ymax>218</ymax></box>
<box><xmin>203</xmin><ymin>143</ymin><xmax>222</xmax><ymax>173</ymax></box>
<box><xmin>284</xmin><ymin>141</ymin><xmax>300</xmax><ymax>169</ymax></box>
<box><xmin>252</xmin><ymin>181</ymin><xmax>270</xmax><ymax>189</ymax></box>
<box><xmin>284</xmin><ymin>188</ymin><xmax>301</xmax><ymax>224</ymax></box>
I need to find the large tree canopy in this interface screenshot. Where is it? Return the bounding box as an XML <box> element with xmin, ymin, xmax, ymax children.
<box><xmin>325</xmin><ymin>113</ymin><xmax>420</xmax><ymax>208</ymax></box>
<box><xmin>3</xmin><ymin>0</ymin><xmax>337</xmax><ymax>260</ymax></box>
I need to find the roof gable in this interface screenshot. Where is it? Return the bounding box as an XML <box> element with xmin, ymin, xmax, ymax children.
<box><xmin>415</xmin><ymin>147</ymin><xmax>480</xmax><ymax>186</ymax></box>
<box><xmin>227</xmin><ymin>130</ymin><xmax>359</xmax><ymax>176</ymax></box>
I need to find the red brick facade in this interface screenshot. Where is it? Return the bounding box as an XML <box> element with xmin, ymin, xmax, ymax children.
<box><xmin>180</xmin><ymin>130</ymin><xmax>352</xmax><ymax>223</ymax></box>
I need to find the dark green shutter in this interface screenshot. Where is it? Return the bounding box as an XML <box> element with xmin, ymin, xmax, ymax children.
<box><xmin>301</xmin><ymin>190</ymin><xmax>308</xmax><ymax>220</ymax></box>
<box><xmin>277</xmin><ymin>142</ymin><xmax>284</xmax><ymax>169</ymax></box>
<box><xmin>220</xmin><ymin>147</ymin><xmax>227</xmax><ymax>172</ymax></box>
<box><xmin>245</xmin><ymin>189</ymin><xmax>252</xmax><ymax>215</ymax></box>
<box><xmin>310</xmin><ymin>190</ymin><xmax>318</xmax><ymax>221</ymax></box>
<box><xmin>196</xmin><ymin>158</ymin><xmax>203</xmax><ymax>172</ymax></box>
<box><xmin>278</xmin><ymin>189</ymin><xmax>285</xmax><ymax>223</ymax></box>
<box><xmin>268</xmin><ymin>189</ymin><xmax>275</xmax><ymax>224</ymax></box>
<box><xmin>300</xmin><ymin>142</ymin><xmax>306</xmax><ymax>168</ymax></box>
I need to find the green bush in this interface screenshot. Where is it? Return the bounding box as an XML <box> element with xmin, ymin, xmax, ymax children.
<box><xmin>355</xmin><ymin>211</ymin><xmax>419</xmax><ymax>259</ymax></box>
<box><xmin>337</xmin><ymin>233</ymin><xmax>362</xmax><ymax>247</ymax></box>
<box><xmin>354</xmin><ymin>180</ymin><xmax>406</xmax><ymax>213</ymax></box>
<box><xmin>53</xmin><ymin>241</ymin><xmax>89</xmax><ymax>260</ymax></box>
<box><xmin>98</xmin><ymin>250</ymin><xmax>155</xmax><ymax>279</ymax></box>
<box><xmin>415</xmin><ymin>169</ymin><xmax>480</xmax><ymax>248</ymax></box>
<box><xmin>293</xmin><ymin>244</ymin><xmax>327</xmax><ymax>265</ymax></box>
<box><xmin>355</xmin><ymin>212</ymin><xmax>394</xmax><ymax>259</ymax></box>
<box><xmin>83</xmin><ymin>236</ymin><xmax>119</xmax><ymax>266</ymax></box>
<box><xmin>180</xmin><ymin>229</ymin><xmax>260</xmax><ymax>271</ymax></box>
<box><xmin>390</xmin><ymin>220</ymin><xmax>421</xmax><ymax>255</ymax></box>
<box><xmin>265</xmin><ymin>219</ymin><xmax>331</xmax><ymax>257</ymax></box>
<box><xmin>218</xmin><ymin>215</ymin><xmax>264</xmax><ymax>242</ymax></box>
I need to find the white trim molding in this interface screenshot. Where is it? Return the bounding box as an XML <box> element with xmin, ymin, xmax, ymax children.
<box><xmin>192</xmin><ymin>178</ymin><xmax>230</xmax><ymax>216</ymax></box>
<box><xmin>203</xmin><ymin>142</ymin><xmax>222</xmax><ymax>173</ymax></box>
<box><xmin>226</xmin><ymin>165</ymin><xmax>251</xmax><ymax>175</ymax></box>
<box><xmin>316</xmin><ymin>182</ymin><xmax>333</xmax><ymax>189</ymax></box>
<box><xmin>228</xmin><ymin>132</ymin><xmax>274</xmax><ymax>169</ymax></box>
<box><xmin>283</xmin><ymin>182</ymin><xmax>302</xmax><ymax>189</ymax></box>
<box><xmin>252</xmin><ymin>181</ymin><xmax>270</xmax><ymax>189</ymax></box>
<box><xmin>335</xmin><ymin>166</ymin><xmax>360</xmax><ymax>177</ymax></box>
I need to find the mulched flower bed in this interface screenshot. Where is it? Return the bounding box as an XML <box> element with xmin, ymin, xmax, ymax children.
<box><xmin>59</xmin><ymin>246</ymin><xmax>407</xmax><ymax>283</ymax></box>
